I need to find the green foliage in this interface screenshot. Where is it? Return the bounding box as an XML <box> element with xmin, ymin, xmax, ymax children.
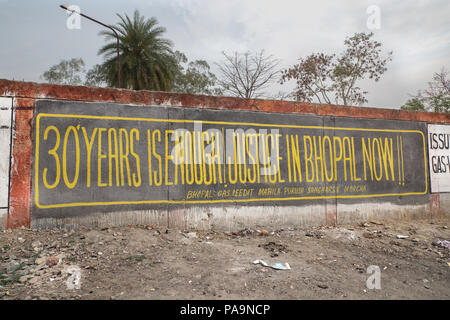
<box><xmin>66</xmin><ymin>256</ymin><xmax>78</xmax><ymax>262</ymax></box>
<box><xmin>41</xmin><ymin>58</ymin><xmax>109</xmax><ymax>88</ymax></box>
<box><xmin>0</xmin><ymin>272</ymin><xmax>21</xmax><ymax>286</ymax></box>
<box><xmin>0</xmin><ymin>263</ymin><xmax>24</xmax><ymax>286</ymax></box>
<box><xmin>41</xmin><ymin>58</ymin><xmax>86</xmax><ymax>85</ymax></box>
<box><xmin>0</xmin><ymin>273</ymin><xmax>21</xmax><ymax>286</ymax></box>
<box><xmin>84</xmin><ymin>64</ymin><xmax>108</xmax><ymax>87</ymax></box>
<box><xmin>98</xmin><ymin>10</ymin><xmax>178</xmax><ymax>91</ymax></box>
<box><xmin>429</xmin><ymin>94</ymin><xmax>450</xmax><ymax>113</ymax></box>
<box><xmin>402</xmin><ymin>95</ymin><xmax>450</xmax><ymax>113</ymax></box>
<box><xmin>172</xmin><ymin>51</ymin><xmax>223</xmax><ymax>96</ymax></box>
<box><xmin>125</xmin><ymin>255</ymin><xmax>145</xmax><ymax>262</ymax></box>
<box><xmin>401</xmin><ymin>68</ymin><xmax>450</xmax><ymax>113</ymax></box>
<box><xmin>401</xmin><ymin>98</ymin><xmax>426</xmax><ymax>111</ymax></box>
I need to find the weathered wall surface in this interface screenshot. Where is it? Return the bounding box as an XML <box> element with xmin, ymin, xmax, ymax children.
<box><xmin>427</xmin><ymin>124</ymin><xmax>450</xmax><ymax>193</ymax></box>
<box><xmin>0</xmin><ymin>79</ymin><xmax>449</xmax><ymax>230</ymax></box>
<box><xmin>0</xmin><ymin>97</ymin><xmax>13</xmax><ymax>230</ymax></box>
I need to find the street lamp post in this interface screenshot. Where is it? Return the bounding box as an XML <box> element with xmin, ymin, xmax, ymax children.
<box><xmin>60</xmin><ymin>5</ymin><xmax>121</xmax><ymax>88</ymax></box>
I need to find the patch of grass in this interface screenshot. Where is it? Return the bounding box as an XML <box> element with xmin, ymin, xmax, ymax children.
<box><xmin>125</xmin><ymin>255</ymin><xmax>145</xmax><ymax>262</ymax></box>
<box><xmin>66</xmin><ymin>256</ymin><xmax>77</xmax><ymax>262</ymax></box>
<box><xmin>0</xmin><ymin>263</ymin><xmax>24</xmax><ymax>286</ymax></box>
<box><xmin>0</xmin><ymin>273</ymin><xmax>21</xmax><ymax>286</ymax></box>
<box><xmin>31</xmin><ymin>252</ymin><xmax>40</xmax><ymax>264</ymax></box>
<box><xmin>2</xmin><ymin>244</ymin><xmax>10</xmax><ymax>250</ymax></box>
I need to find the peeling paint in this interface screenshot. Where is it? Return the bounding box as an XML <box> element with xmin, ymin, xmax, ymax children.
<box><xmin>0</xmin><ymin>79</ymin><xmax>449</xmax><ymax>230</ymax></box>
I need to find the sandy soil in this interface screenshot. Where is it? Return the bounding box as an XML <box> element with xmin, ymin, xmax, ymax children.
<box><xmin>1</xmin><ymin>217</ymin><xmax>449</xmax><ymax>300</ymax></box>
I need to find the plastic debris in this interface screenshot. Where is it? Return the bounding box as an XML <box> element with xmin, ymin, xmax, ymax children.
<box><xmin>252</xmin><ymin>259</ymin><xmax>291</xmax><ymax>270</ymax></box>
<box><xmin>396</xmin><ymin>235</ymin><xmax>409</xmax><ymax>239</ymax></box>
<box><xmin>432</xmin><ymin>239</ymin><xmax>450</xmax><ymax>249</ymax></box>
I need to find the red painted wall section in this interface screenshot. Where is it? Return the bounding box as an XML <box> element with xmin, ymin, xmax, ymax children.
<box><xmin>326</xmin><ymin>202</ymin><xmax>337</xmax><ymax>226</ymax></box>
<box><xmin>7</xmin><ymin>98</ymin><xmax>34</xmax><ymax>228</ymax></box>
<box><xmin>1</xmin><ymin>79</ymin><xmax>449</xmax><ymax>123</ymax></box>
<box><xmin>430</xmin><ymin>194</ymin><xmax>441</xmax><ymax>218</ymax></box>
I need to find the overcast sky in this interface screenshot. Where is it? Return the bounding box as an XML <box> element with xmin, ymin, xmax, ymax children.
<box><xmin>0</xmin><ymin>0</ymin><xmax>449</xmax><ymax>108</ymax></box>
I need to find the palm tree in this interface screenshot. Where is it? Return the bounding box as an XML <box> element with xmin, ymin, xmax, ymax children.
<box><xmin>98</xmin><ymin>10</ymin><xmax>178</xmax><ymax>91</ymax></box>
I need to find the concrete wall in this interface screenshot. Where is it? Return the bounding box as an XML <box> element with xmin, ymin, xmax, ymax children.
<box><xmin>0</xmin><ymin>79</ymin><xmax>449</xmax><ymax>230</ymax></box>
<box><xmin>0</xmin><ymin>97</ymin><xmax>12</xmax><ymax>230</ymax></box>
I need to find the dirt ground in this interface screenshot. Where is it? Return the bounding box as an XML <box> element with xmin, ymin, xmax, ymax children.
<box><xmin>0</xmin><ymin>216</ymin><xmax>449</xmax><ymax>300</ymax></box>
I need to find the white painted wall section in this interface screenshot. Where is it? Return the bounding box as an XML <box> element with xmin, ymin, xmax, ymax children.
<box><xmin>0</xmin><ymin>97</ymin><xmax>12</xmax><ymax>210</ymax></box>
<box><xmin>428</xmin><ymin>124</ymin><xmax>450</xmax><ymax>193</ymax></box>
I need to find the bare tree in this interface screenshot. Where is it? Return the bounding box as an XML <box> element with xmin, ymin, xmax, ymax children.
<box><xmin>422</xmin><ymin>67</ymin><xmax>450</xmax><ymax>98</ymax></box>
<box><xmin>216</xmin><ymin>50</ymin><xmax>280</xmax><ymax>99</ymax></box>
<box><xmin>402</xmin><ymin>67</ymin><xmax>450</xmax><ymax>113</ymax></box>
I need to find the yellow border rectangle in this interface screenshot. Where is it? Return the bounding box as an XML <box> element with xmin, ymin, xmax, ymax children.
<box><xmin>34</xmin><ymin>113</ymin><xmax>428</xmax><ymax>209</ymax></box>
